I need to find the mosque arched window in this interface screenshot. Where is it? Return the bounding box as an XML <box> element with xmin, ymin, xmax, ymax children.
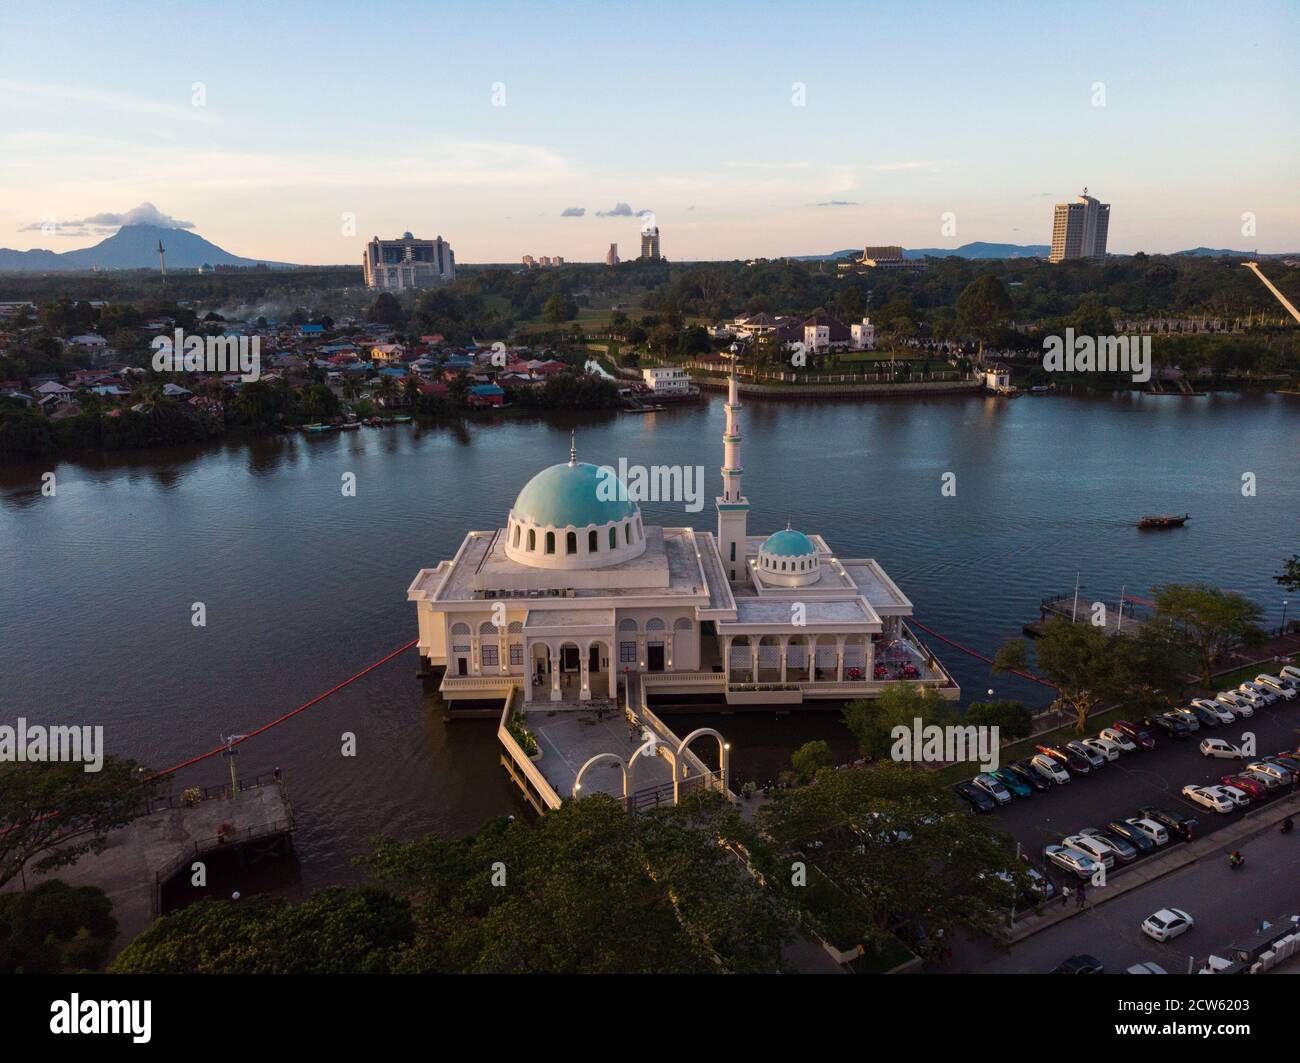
<box><xmin>609</xmin><ymin>526</ymin><xmax>618</xmax><ymax>549</ymax></box>
<box><xmin>566</xmin><ymin>531</ymin><xmax>577</xmax><ymax>555</ymax></box>
<box><xmin>589</xmin><ymin>529</ymin><xmax>599</xmax><ymax>552</ymax></box>
<box><xmin>545</xmin><ymin>531</ymin><xmax>555</xmax><ymax>554</ymax></box>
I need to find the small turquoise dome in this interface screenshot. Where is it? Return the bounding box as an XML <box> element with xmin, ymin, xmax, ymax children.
<box><xmin>511</xmin><ymin>462</ymin><xmax>638</xmax><ymax>529</ymax></box>
<box><xmin>761</xmin><ymin>528</ymin><xmax>816</xmax><ymax>557</ymax></box>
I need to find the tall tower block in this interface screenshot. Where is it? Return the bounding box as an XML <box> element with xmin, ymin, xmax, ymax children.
<box><xmin>715</xmin><ymin>353</ymin><xmax>750</xmax><ymax>583</ymax></box>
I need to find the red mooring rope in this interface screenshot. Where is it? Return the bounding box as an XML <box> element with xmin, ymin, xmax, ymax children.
<box><xmin>908</xmin><ymin>618</ymin><xmax>1058</xmax><ymax>689</ymax></box>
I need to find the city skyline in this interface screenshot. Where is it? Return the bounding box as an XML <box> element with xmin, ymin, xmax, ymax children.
<box><xmin>1</xmin><ymin>0</ymin><xmax>1298</xmax><ymax>264</ymax></box>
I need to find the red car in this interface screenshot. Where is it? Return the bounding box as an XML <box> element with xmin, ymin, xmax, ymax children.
<box><xmin>1113</xmin><ymin>720</ymin><xmax>1156</xmax><ymax>750</ymax></box>
<box><xmin>1221</xmin><ymin>774</ymin><xmax>1267</xmax><ymax>802</ymax></box>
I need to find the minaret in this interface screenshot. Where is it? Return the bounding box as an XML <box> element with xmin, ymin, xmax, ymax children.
<box><xmin>715</xmin><ymin>350</ymin><xmax>750</xmax><ymax>582</ymax></box>
<box><xmin>569</xmin><ymin>429</ymin><xmax>577</xmax><ymax>466</ymax></box>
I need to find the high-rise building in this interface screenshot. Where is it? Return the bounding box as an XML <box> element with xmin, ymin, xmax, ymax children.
<box><xmin>363</xmin><ymin>232</ymin><xmax>455</xmax><ymax>289</ymax></box>
<box><xmin>640</xmin><ymin>226</ymin><xmax>660</xmax><ymax>260</ymax></box>
<box><xmin>1049</xmin><ymin>189</ymin><xmax>1110</xmax><ymax>263</ymax></box>
<box><xmin>605</xmin><ymin>243</ymin><xmax>619</xmax><ymax>266</ymax></box>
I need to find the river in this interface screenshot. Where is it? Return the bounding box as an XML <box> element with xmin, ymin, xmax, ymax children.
<box><xmin>2</xmin><ymin>390</ymin><xmax>1297</xmax><ymax>890</ymax></box>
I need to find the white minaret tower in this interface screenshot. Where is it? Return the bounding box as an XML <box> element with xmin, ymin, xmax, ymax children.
<box><xmin>715</xmin><ymin>350</ymin><xmax>750</xmax><ymax>583</ymax></box>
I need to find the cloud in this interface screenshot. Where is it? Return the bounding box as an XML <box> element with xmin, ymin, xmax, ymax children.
<box><xmin>560</xmin><ymin>206</ymin><xmax>586</xmax><ymax>217</ymax></box>
<box><xmin>865</xmin><ymin>160</ymin><xmax>943</xmax><ymax>172</ymax></box>
<box><xmin>813</xmin><ymin>200</ymin><xmax>858</xmax><ymax>207</ymax></box>
<box><xmin>20</xmin><ymin>201</ymin><xmax>196</xmax><ymax>235</ymax></box>
<box><xmin>596</xmin><ymin>202</ymin><xmax>637</xmax><ymax>217</ymax></box>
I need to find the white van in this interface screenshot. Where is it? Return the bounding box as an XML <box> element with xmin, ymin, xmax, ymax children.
<box><xmin>1280</xmin><ymin>664</ymin><xmax>1300</xmax><ymax>684</ymax></box>
<box><xmin>1239</xmin><ymin>681</ymin><xmax>1277</xmax><ymax>705</ymax></box>
<box><xmin>1246</xmin><ymin>761</ymin><xmax>1291</xmax><ymax>785</ymax></box>
<box><xmin>1216</xmin><ymin>691</ymin><xmax>1254</xmax><ymax>717</ymax></box>
<box><xmin>1125</xmin><ymin>817</ymin><xmax>1170</xmax><ymax>846</ymax></box>
<box><xmin>1256</xmin><ymin>674</ymin><xmax>1297</xmax><ymax>701</ymax></box>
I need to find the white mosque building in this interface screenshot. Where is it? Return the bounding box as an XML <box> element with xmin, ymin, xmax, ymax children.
<box><xmin>407</xmin><ymin>362</ymin><xmax>957</xmax><ymax>709</ymax></box>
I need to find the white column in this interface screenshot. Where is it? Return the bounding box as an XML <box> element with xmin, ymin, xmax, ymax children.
<box><xmin>579</xmin><ymin>642</ymin><xmax>591</xmax><ymax>702</ymax></box>
<box><xmin>780</xmin><ymin>638</ymin><xmax>788</xmax><ymax>683</ymax></box>
<box><xmin>550</xmin><ymin>642</ymin><xmax>561</xmax><ymax>702</ymax></box>
<box><xmin>836</xmin><ymin>636</ymin><xmax>845</xmax><ymax>682</ymax></box>
<box><xmin>723</xmin><ymin>636</ymin><xmax>732</xmax><ymax>683</ymax></box>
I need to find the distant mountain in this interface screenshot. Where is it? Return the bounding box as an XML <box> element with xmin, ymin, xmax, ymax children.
<box><xmin>1171</xmin><ymin>247</ymin><xmax>1298</xmax><ymax>258</ymax></box>
<box><xmin>796</xmin><ymin>242</ymin><xmax>1049</xmax><ymax>262</ymax></box>
<box><xmin>0</xmin><ymin>224</ymin><xmax>295</xmax><ymax>272</ymax></box>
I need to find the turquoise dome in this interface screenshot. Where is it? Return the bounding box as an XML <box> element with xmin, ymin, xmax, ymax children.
<box><xmin>762</xmin><ymin>528</ymin><xmax>815</xmax><ymax>557</ymax></box>
<box><xmin>511</xmin><ymin>462</ymin><xmax>638</xmax><ymax>528</ymax></box>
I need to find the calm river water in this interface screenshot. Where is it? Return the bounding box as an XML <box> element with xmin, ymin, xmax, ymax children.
<box><xmin>2</xmin><ymin>391</ymin><xmax>1297</xmax><ymax>889</ymax></box>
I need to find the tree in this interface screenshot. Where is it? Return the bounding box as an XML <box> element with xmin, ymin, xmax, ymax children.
<box><xmin>0</xmin><ymin>879</ymin><xmax>116</xmax><ymax>973</ymax></box>
<box><xmin>362</xmin><ymin>794</ymin><xmax>790</xmax><ymax>973</ymax></box>
<box><xmin>1275</xmin><ymin>555</ymin><xmax>1300</xmax><ymax>595</ymax></box>
<box><xmin>964</xmin><ymin>700</ymin><xmax>1032</xmax><ymax>740</ymax></box>
<box><xmin>1152</xmin><ymin>583</ymin><xmax>1266</xmax><ymax>684</ymax></box>
<box><xmin>1114</xmin><ymin>617</ymin><xmax>1195</xmax><ymax>715</ymax></box>
<box><xmin>955</xmin><ymin>276</ymin><xmax>1013</xmax><ymax>354</ymax></box>
<box><xmin>112</xmin><ymin>888</ymin><xmax>412</xmax><ymax>974</ymax></box>
<box><xmin>991</xmin><ymin>637</ymin><xmax>1028</xmax><ymax>675</ymax></box>
<box><xmin>367</xmin><ymin>292</ymin><xmax>404</xmax><ymax>327</ymax></box>
<box><xmin>842</xmin><ymin>683</ymin><xmax>955</xmax><ymax>761</ymax></box>
<box><xmin>756</xmin><ymin>761</ymin><xmax>1027</xmax><ymax>959</ymax></box>
<box><xmin>790</xmin><ymin>740</ymin><xmax>835</xmax><ymax>783</ymax></box>
<box><xmin>1033</xmin><ymin>617</ymin><xmax>1129</xmax><ymax>733</ymax></box>
<box><xmin>542</xmin><ymin>292</ymin><xmax>577</xmax><ymax>325</ymax></box>
<box><xmin>0</xmin><ymin>757</ymin><xmax>162</xmax><ymax>891</ymax></box>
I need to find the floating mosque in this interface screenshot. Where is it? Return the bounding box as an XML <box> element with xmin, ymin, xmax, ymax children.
<box><xmin>407</xmin><ymin>363</ymin><xmax>958</xmax><ymax>715</ymax></box>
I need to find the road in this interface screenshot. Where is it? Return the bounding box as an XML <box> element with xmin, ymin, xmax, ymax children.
<box><xmin>952</xmin><ymin>815</ymin><xmax>1300</xmax><ymax>973</ymax></box>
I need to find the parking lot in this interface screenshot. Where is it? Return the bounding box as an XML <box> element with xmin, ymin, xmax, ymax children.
<box><xmin>971</xmin><ymin>698</ymin><xmax>1300</xmax><ymax>889</ymax></box>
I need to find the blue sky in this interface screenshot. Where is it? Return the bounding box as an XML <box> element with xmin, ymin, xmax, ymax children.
<box><xmin>1</xmin><ymin>0</ymin><xmax>1297</xmax><ymax>263</ymax></box>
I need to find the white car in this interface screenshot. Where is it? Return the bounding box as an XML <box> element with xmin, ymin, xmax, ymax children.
<box><xmin>1081</xmin><ymin>736</ymin><xmax>1122</xmax><ymax>761</ymax></box>
<box><xmin>972</xmin><ymin>773</ymin><xmax>1012</xmax><ymax>805</ymax></box>
<box><xmin>1243</xmin><ymin>765</ymin><xmax>1284</xmax><ymax>790</ymax></box>
<box><xmin>1196</xmin><ymin>695</ymin><xmax>1248</xmax><ymax>720</ymax></box>
<box><xmin>1216</xmin><ymin>691</ymin><xmax>1255</xmax><ymax>717</ymax></box>
<box><xmin>1190</xmin><ymin>699</ymin><xmax>1235</xmax><ymax>724</ymax></box>
<box><xmin>1044</xmin><ymin>844</ymin><xmax>1098</xmax><ymax>880</ymax></box>
<box><xmin>1031</xmin><ymin>753</ymin><xmax>1070</xmax><ymax>785</ymax></box>
<box><xmin>1098</xmin><ymin>727</ymin><xmax>1138</xmax><ymax>752</ymax></box>
<box><xmin>1213</xmin><ymin>784</ymin><xmax>1251</xmax><ymax>809</ymax></box>
<box><xmin>1247</xmin><ymin>761</ymin><xmax>1293</xmax><ymax>785</ymax></box>
<box><xmin>1125</xmin><ymin>817</ymin><xmax>1170</xmax><ymax>846</ymax></box>
<box><xmin>1256</xmin><ymin>674</ymin><xmax>1297</xmax><ymax>701</ymax></box>
<box><xmin>1126</xmin><ymin>961</ymin><xmax>1168</xmax><ymax>974</ymax></box>
<box><xmin>1240</xmin><ymin>680</ymin><xmax>1278</xmax><ymax>705</ymax></box>
<box><xmin>1199</xmin><ymin>737</ymin><xmax>1243</xmax><ymax>759</ymax></box>
<box><xmin>1181</xmin><ymin>784</ymin><xmax>1234</xmax><ymax>813</ymax></box>
<box><xmin>1142</xmin><ymin>907</ymin><xmax>1194</xmax><ymax>942</ymax></box>
<box><xmin>1279</xmin><ymin>664</ymin><xmax>1300</xmax><ymax>684</ymax></box>
<box><xmin>1062</xmin><ymin>833</ymin><xmax>1117</xmax><ymax>869</ymax></box>
<box><xmin>1232</xmin><ymin>686</ymin><xmax>1268</xmax><ymax>711</ymax></box>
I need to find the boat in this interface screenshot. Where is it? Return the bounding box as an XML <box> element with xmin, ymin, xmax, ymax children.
<box><xmin>1138</xmin><ymin>513</ymin><xmax>1189</xmax><ymax>529</ymax></box>
<box><xmin>302</xmin><ymin>423</ymin><xmax>336</xmax><ymax>433</ymax></box>
<box><xmin>340</xmin><ymin>421</ymin><xmax>360</xmax><ymax>430</ymax></box>
<box><xmin>389</xmin><ymin>415</ymin><xmax>413</xmax><ymax>423</ymax></box>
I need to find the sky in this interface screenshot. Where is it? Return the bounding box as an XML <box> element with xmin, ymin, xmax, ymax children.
<box><xmin>1</xmin><ymin>0</ymin><xmax>1297</xmax><ymax>264</ymax></box>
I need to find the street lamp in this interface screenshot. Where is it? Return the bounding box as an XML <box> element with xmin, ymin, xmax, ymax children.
<box><xmin>1283</xmin><ymin>600</ymin><xmax>1290</xmax><ymax>635</ymax></box>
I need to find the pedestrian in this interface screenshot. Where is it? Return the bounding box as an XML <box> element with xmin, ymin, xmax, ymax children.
<box><xmin>1076</xmin><ymin>884</ymin><xmax>1087</xmax><ymax>909</ymax></box>
<box><xmin>1061</xmin><ymin>884</ymin><xmax>1071</xmax><ymax>908</ymax></box>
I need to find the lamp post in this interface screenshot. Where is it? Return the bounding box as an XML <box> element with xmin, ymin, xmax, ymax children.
<box><xmin>1283</xmin><ymin>600</ymin><xmax>1290</xmax><ymax>635</ymax></box>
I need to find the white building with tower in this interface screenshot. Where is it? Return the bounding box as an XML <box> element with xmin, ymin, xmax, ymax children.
<box><xmin>407</xmin><ymin>357</ymin><xmax>956</xmax><ymax>711</ymax></box>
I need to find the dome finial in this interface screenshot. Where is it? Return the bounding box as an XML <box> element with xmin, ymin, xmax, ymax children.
<box><xmin>569</xmin><ymin>429</ymin><xmax>576</xmax><ymax>467</ymax></box>
<box><xmin>786</xmin><ymin>518</ymin><xmax>792</xmax><ymax>531</ymax></box>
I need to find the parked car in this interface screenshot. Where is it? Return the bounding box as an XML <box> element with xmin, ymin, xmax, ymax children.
<box><xmin>1036</xmin><ymin>744</ymin><xmax>1091</xmax><ymax>776</ymax></box>
<box><xmin>1189</xmin><ymin>700</ymin><xmax>1235</xmax><ymax>726</ymax></box>
<box><xmin>1181</xmin><ymin>784</ymin><xmax>1235</xmax><ymax>813</ymax></box>
<box><xmin>1260</xmin><ymin>758</ymin><xmax>1298</xmax><ymax>784</ymax></box>
<box><xmin>1240</xmin><ymin>680</ymin><xmax>1278</xmax><ymax>705</ymax></box>
<box><xmin>1053</xmin><ymin>954</ymin><xmax>1104</xmax><ymax>974</ymax></box>
<box><xmin>1139</xmin><ymin>806</ymin><xmax>1199</xmax><ymax>840</ymax></box>
<box><xmin>990</xmin><ymin>767</ymin><xmax>1034</xmax><ymax>798</ymax></box>
<box><xmin>1105</xmin><ymin>819</ymin><xmax>1157</xmax><ymax>852</ymax></box>
<box><xmin>1112</xmin><ymin>720</ymin><xmax>1156</xmax><ymax>750</ymax></box>
<box><xmin>971</xmin><ymin>773</ymin><xmax>1012</xmax><ymax>805</ymax></box>
<box><xmin>1151</xmin><ymin>713</ymin><xmax>1192</xmax><ymax>738</ymax></box>
<box><xmin>1005</xmin><ymin>760</ymin><xmax>1052</xmax><ymax>792</ymax></box>
<box><xmin>1098</xmin><ymin>727</ymin><xmax>1138</xmax><ymax>752</ymax></box>
<box><xmin>1247</xmin><ymin>761</ymin><xmax>1294</xmax><ymax>786</ymax></box>
<box><xmin>1216</xmin><ymin>691</ymin><xmax>1255</xmax><ymax>717</ymax></box>
<box><xmin>1255</xmin><ymin>674</ymin><xmax>1297</xmax><ymax>701</ymax></box>
<box><xmin>1221</xmin><ymin>774</ymin><xmax>1267</xmax><ymax>801</ymax></box>
<box><xmin>1141</xmin><ymin>907</ymin><xmax>1194</xmax><ymax>942</ymax></box>
<box><xmin>953</xmin><ymin>781</ymin><xmax>996</xmax><ymax>813</ymax></box>
<box><xmin>1029</xmin><ymin>754</ymin><xmax>1070</xmax><ymax>785</ymax></box>
<box><xmin>1213</xmin><ymin>784</ymin><xmax>1251</xmax><ymax>808</ymax></box>
<box><xmin>1243</xmin><ymin>765</ymin><xmax>1284</xmax><ymax>791</ymax></box>
<box><xmin>1233</xmin><ymin>686</ymin><xmax>1269</xmax><ymax>711</ymax></box>
<box><xmin>1080</xmin><ymin>827</ymin><xmax>1137</xmax><ymax>862</ymax></box>
<box><xmin>1062</xmin><ymin>833</ymin><xmax>1117</xmax><ymax>869</ymax></box>
<box><xmin>1199</xmin><ymin>737</ymin><xmax>1243</xmax><ymax>759</ymax></box>
<box><xmin>1044</xmin><ymin>844</ymin><xmax>1098</xmax><ymax>880</ymax></box>
<box><xmin>1124</xmin><ymin>817</ymin><xmax>1170</xmax><ymax>846</ymax></box>
<box><xmin>1065</xmin><ymin>740</ymin><xmax>1105</xmax><ymax>768</ymax></box>
<box><xmin>993</xmin><ymin>867</ymin><xmax>1056</xmax><ymax>906</ymax></box>
<box><xmin>1080</xmin><ymin>736</ymin><xmax>1122</xmax><ymax>762</ymax></box>
<box><xmin>1125</xmin><ymin>961</ymin><xmax>1168</xmax><ymax>974</ymax></box>
<box><xmin>1279</xmin><ymin>664</ymin><xmax>1300</xmax><ymax>684</ymax></box>
<box><xmin>1271</xmin><ymin>752</ymin><xmax>1300</xmax><ymax>775</ymax></box>
<box><xmin>1193</xmin><ymin>696</ymin><xmax>1246</xmax><ymax>721</ymax></box>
